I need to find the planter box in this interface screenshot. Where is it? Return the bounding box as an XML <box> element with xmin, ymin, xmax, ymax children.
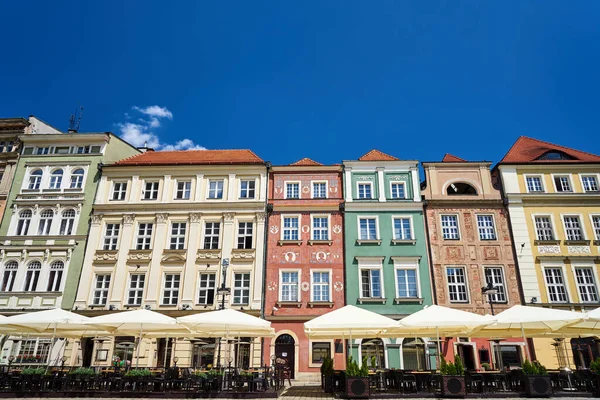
<box><xmin>439</xmin><ymin>375</ymin><xmax>466</xmax><ymax>397</ymax></box>
<box><xmin>346</xmin><ymin>377</ymin><xmax>370</xmax><ymax>398</ymax></box>
<box><xmin>523</xmin><ymin>375</ymin><xmax>552</xmax><ymax>397</ymax></box>
<box><xmin>324</xmin><ymin>375</ymin><xmax>334</xmax><ymax>393</ymax></box>
<box><xmin>595</xmin><ymin>374</ymin><xmax>600</xmax><ymax>396</ymax></box>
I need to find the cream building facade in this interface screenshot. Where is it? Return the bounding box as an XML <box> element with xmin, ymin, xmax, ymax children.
<box><xmin>70</xmin><ymin>149</ymin><xmax>267</xmax><ymax>369</ymax></box>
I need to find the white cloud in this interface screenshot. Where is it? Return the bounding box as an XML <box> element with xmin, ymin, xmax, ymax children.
<box><xmin>116</xmin><ymin>105</ymin><xmax>205</xmax><ymax>151</ymax></box>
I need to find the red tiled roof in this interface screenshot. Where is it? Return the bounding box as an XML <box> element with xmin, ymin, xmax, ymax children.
<box><xmin>114</xmin><ymin>149</ymin><xmax>264</xmax><ymax>166</ymax></box>
<box><xmin>442</xmin><ymin>153</ymin><xmax>467</xmax><ymax>162</ymax></box>
<box><xmin>499</xmin><ymin>136</ymin><xmax>600</xmax><ymax>163</ymax></box>
<box><xmin>289</xmin><ymin>157</ymin><xmax>323</xmax><ymax>166</ymax></box>
<box><xmin>358</xmin><ymin>149</ymin><xmax>399</xmax><ymax>161</ymax></box>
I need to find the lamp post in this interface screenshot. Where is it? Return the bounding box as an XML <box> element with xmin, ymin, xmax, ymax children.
<box><xmin>216</xmin><ymin>258</ymin><xmax>230</xmax><ymax>368</ymax></box>
<box><xmin>481</xmin><ymin>281</ymin><xmax>499</xmax><ymax>316</ymax></box>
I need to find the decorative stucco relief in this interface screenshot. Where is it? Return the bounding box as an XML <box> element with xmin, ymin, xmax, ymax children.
<box><xmin>537</xmin><ymin>245</ymin><xmax>561</xmax><ymax>254</ymax></box>
<box><xmin>567</xmin><ymin>246</ymin><xmax>591</xmax><ymax>254</ymax></box>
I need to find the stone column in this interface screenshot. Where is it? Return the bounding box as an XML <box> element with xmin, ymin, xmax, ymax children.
<box><xmin>110</xmin><ymin>213</ymin><xmax>136</xmax><ymax>305</ymax></box>
<box><xmin>377</xmin><ymin>167</ymin><xmax>386</xmax><ymax>202</ymax></box>
<box><xmin>74</xmin><ymin>214</ymin><xmax>104</xmax><ymax>307</ymax></box>
<box><xmin>145</xmin><ymin>213</ymin><xmax>169</xmax><ymax>306</ymax></box>
<box><xmin>181</xmin><ymin>213</ymin><xmax>201</xmax><ymax>305</ymax></box>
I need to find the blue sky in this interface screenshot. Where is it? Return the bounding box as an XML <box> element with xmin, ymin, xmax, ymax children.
<box><xmin>1</xmin><ymin>1</ymin><xmax>599</xmax><ymax>165</ymax></box>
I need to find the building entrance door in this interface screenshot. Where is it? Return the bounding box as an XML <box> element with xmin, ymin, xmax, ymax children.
<box><xmin>275</xmin><ymin>334</ymin><xmax>295</xmax><ymax>379</ymax></box>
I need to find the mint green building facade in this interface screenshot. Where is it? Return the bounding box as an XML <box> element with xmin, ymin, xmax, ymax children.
<box><xmin>343</xmin><ymin>150</ymin><xmax>435</xmax><ymax>370</ymax></box>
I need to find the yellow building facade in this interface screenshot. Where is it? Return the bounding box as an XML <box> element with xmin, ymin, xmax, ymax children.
<box><xmin>496</xmin><ymin>137</ymin><xmax>600</xmax><ymax>369</ymax></box>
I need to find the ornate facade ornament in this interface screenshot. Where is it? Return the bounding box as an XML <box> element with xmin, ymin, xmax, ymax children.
<box><xmin>196</xmin><ymin>249</ymin><xmax>221</xmax><ymax>260</ymax></box>
<box><xmin>267</xmin><ymin>282</ymin><xmax>277</xmax><ymax>291</ymax></box>
<box><xmin>302</xmin><ymin>186</ymin><xmax>310</xmax><ymax>194</ymax></box>
<box><xmin>189</xmin><ymin>213</ymin><xmax>202</xmax><ymax>223</ymax></box>
<box><xmin>156</xmin><ymin>213</ymin><xmax>169</xmax><ymax>223</ymax></box>
<box><xmin>224</xmin><ymin>213</ymin><xmax>235</xmax><ymax>222</ymax></box>
<box><xmin>127</xmin><ymin>252</ymin><xmax>152</xmax><ymax>261</ymax></box>
<box><xmin>123</xmin><ymin>214</ymin><xmax>136</xmax><ymax>225</ymax></box>
<box><xmin>537</xmin><ymin>245</ymin><xmax>561</xmax><ymax>254</ymax></box>
<box><xmin>269</xmin><ymin>225</ymin><xmax>279</xmax><ymax>234</ymax></box>
<box><xmin>256</xmin><ymin>212</ymin><xmax>267</xmax><ymax>222</ymax></box>
<box><xmin>274</xmin><ymin>187</ymin><xmax>283</xmax><ymax>194</ymax></box>
<box><xmin>567</xmin><ymin>246</ymin><xmax>591</xmax><ymax>254</ymax></box>
<box><xmin>332</xmin><ymin>225</ymin><xmax>342</xmax><ymax>234</ymax></box>
<box><xmin>301</xmin><ymin>282</ymin><xmax>310</xmax><ymax>292</ymax></box>
<box><xmin>334</xmin><ymin>282</ymin><xmax>344</xmax><ymax>292</ymax></box>
<box><xmin>283</xmin><ymin>251</ymin><xmax>298</xmax><ymax>263</ymax></box>
<box><xmin>356</xmin><ymin>176</ymin><xmax>374</xmax><ymax>181</ymax></box>
<box><xmin>90</xmin><ymin>214</ymin><xmax>104</xmax><ymax>224</ymax></box>
<box><xmin>301</xmin><ymin>225</ymin><xmax>310</xmax><ymax>233</ymax></box>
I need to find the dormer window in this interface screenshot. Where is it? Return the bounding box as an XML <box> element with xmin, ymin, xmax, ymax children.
<box><xmin>446</xmin><ymin>182</ymin><xmax>477</xmax><ymax>195</ymax></box>
<box><xmin>536</xmin><ymin>151</ymin><xmax>575</xmax><ymax>161</ymax></box>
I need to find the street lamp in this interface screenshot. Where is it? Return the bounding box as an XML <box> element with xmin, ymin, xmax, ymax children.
<box><xmin>481</xmin><ymin>281</ymin><xmax>499</xmax><ymax>316</ymax></box>
<box><xmin>216</xmin><ymin>258</ymin><xmax>230</xmax><ymax>368</ymax></box>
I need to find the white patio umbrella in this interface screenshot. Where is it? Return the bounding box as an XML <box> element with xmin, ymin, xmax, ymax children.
<box><xmin>86</xmin><ymin>309</ymin><xmax>187</xmax><ymax>367</ymax></box>
<box><xmin>552</xmin><ymin>307</ymin><xmax>600</xmax><ymax>337</ymax></box>
<box><xmin>304</xmin><ymin>305</ymin><xmax>398</xmax><ymax>339</ymax></box>
<box><xmin>177</xmin><ymin>309</ymin><xmax>274</xmax><ymax>337</ymax></box>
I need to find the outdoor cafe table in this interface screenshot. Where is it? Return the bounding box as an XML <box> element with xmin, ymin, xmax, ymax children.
<box><xmin>410</xmin><ymin>371</ymin><xmax>434</xmax><ymax>391</ymax></box>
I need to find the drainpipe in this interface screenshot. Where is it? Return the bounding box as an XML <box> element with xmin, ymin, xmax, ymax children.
<box><xmin>260</xmin><ymin>161</ymin><xmax>271</xmax><ymax>367</ymax></box>
<box><xmin>422</xmin><ymin>198</ymin><xmax>438</xmax><ymax>306</ymax></box>
<box><xmin>340</xmin><ymin>165</ymin><xmax>349</xmax><ymax>361</ymax></box>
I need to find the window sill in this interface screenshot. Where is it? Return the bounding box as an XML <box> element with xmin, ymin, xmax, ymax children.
<box><xmin>141</xmin><ymin>198</ymin><xmax>158</xmax><ymax>201</ymax></box>
<box><xmin>163</xmin><ymin>249</ymin><xmax>187</xmax><ymax>253</ymax></box>
<box><xmin>564</xmin><ymin>240</ymin><xmax>590</xmax><ymax>245</ymax></box>
<box><xmin>0</xmin><ymin>291</ymin><xmax>61</xmax><ymax>296</ymax></box>
<box><xmin>21</xmin><ymin>189</ymin><xmax>40</xmax><ymax>193</ymax></box>
<box><xmin>124</xmin><ymin>304</ymin><xmax>142</xmax><ymax>309</ymax></box>
<box><xmin>276</xmin><ymin>301</ymin><xmax>302</xmax><ymax>308</ymax></box>
<box><xmin>88</xmin><ymin>304</ymin><xmax>107</xmax><ymax>309</ymax></box>
<box><xmin>442</xmin><ymin>238</ymin><xmax>461</xmax><ymax>241</ymax></box>
<box><xmin>358</xmin><ymin>297</ymin><xmax>386</xmax><ymax>304</ymax></box>
<box><xmin>206</xmin><ymin>197</ymin><xmax>224</xmax><ymax>200</ymax></box>
<box><xmin>278</xmin><ymin>240</ymin><xmax>302</xmax><ymax>246</ymax></box>
<box><xmin>42</xmin><ymin>188</ymin><xmax>62</xmax><ymax>193</ymax></box>
<box><xmin>356</xmin><ymin>239</ymin><xmax>382</xmax><ymax>245</ymax></box>
<box><xmin>394</xmin><ymin>297</ymin><xmax>424</xmax><ymax>304</ymax></box>
<box><xmin>594</xmin><ymin>240</ymin><xmax>600</xmax><ymax>246</ymax></box>
<box><xmin>534</xmin><ymin>240</ymin><xmax>561</xmax><ymax>245</ymax></box>
<box><xmin>238</xmin><ymin>197</ymin><xmax>256</xmax><ymax>200</ymax></box>
<box><xmin>231</xmin><ymin>303</ymin><xmax>249</xmax><ymax>307</ymax></box>
<box><xmin>391</xmin><ymin>239</ymin><xmax>416</xmax><ymax>245</ymax></box>
<box><xmin>308</xmin><ymin>240</ymin><xmax>333</xmax><ymax>246</ymax></box>
<box><xmin>64</xmin><ymin>188</ymin><xmax>83</xmax><ymax>192</ymax></box>
<box><xmin>479</xmin><ymin>238</ymin><xmax>498</xmax><ymax>241</ymax></box>
<box><xmin>308</xmin><ymin>301</ymin><xmax>334</xmax><ymax>308</ymax></box>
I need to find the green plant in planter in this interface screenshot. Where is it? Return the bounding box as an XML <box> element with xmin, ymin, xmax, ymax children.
<box><xmin>590</xmin><ymin>357</ymin><xmax>600</xmax><ymax>374</ymax></box>
<box><xmin>206</xmin><ymin>369</ymin><xmax>223</xmax><ymax>377</ymax></box>
<box><xmin>453</xmin><ymin>354</ymin><xmax>464</xmax><ymax>375</ymax></box>
<box><xmin>370</xmin><ymin>356</ymin><xmax>376</xmax><ymax>369</ymax></box>
<box><xmin>345</xmin><ymin>356</ymin><xmax>369</xmax><ymax>377</ymax></box>
<box><xmin>69</xmin><ymin>367</ymin><xmax>96</xmax><ymax>376</ymax></box>
<box><xmin>321</xmin><ymin>357</ymin><xmax>334</xmax><ymax>376</ymax></box>
<box><xmin>521</xmin><ymin>360</ymin><xmax>548</xmax><ymax>375</ymax></box>
<box><xmin>125</xmin><ymin>369</ymin><xmax>152</xmax><ymax>377</ymax></box>
<box><xmin>193</xmin><ymin>371</ymin><xmax>207</xmax><ymax>379</ymax></box>
<box><xmin>481</xmin><ymin>362</ymin><xmax>491</xmax><ymax>371</ymax></box>
<box><xmin>21</xmin><ymin>367</ymin><xmax>45</xmax><ymax>375</ymax></box>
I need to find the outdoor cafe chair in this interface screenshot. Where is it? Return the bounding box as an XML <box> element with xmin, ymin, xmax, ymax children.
<box><xmin>465</xmin><ymin>370</ymin><xmax>484</xmax><ymax>393</ymax></box>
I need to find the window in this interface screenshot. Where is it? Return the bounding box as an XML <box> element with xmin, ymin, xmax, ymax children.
<box><xmin>360</xmin><ymin>269</ymin><xmax>382</xmax><ymax>298</ymax></box>
<box><xmin>312</xmin><ymin>182</ymin><xmax>327</xmax><ymax>199</ymax></box>
<box><xmin>16</xmin><ymin>210</ymin><xmax>32</xmax><ymax>236</ymax></box>
<box><xmin>441</xmin><ymin>215</ymin><xmax>460</xmax><ymax>240</ymax></box>
<box><xmin>575</xmin><ymin>268</ymin><xmax>598</xmax><ymax>303</ymax></box>
<box><xmin>112</xmin><ymin>182</ymin><xmax>127</xmax><ymax>201</ymax></box>
<box><xmin>142</xmin><ymin>181</ymin><xmax>159</xmax><ymax>200</ymax></box>
<box><xmin>237</xmin><ymin>222</ymin><xmax>253</xmax><ymax>249</ymax></box>
<box><xmin>175</xmin><ymin>181</ymin><xmax>191</xmax><ymax>200</ymax></box>
<box><xmin>59</xmin><ymin>209</ymin><xmax>76</xmax><ymax>235</ymax></box>
<box><xmin>357</xmin><ymin>182</ymin><xmax>372</xmax><ymax>199</ymax></box>
<box><xmin>312</xmin><ymin>271</ymin><xmax>330</xmax><ymax>302</ymax></box>
<box><xmin>312</xmin><ymin>216</ymin><xmax>329</xmax><ymax>240</ymax></box>
<box><xmin>280</xmin><ymin>271</ymin><xmax>299</xmax><ymax>302</ymax></box>
<box><xmin>390</xmin><ymin>182</ymin><xmax>406</xmax><ymax>199</ymax></box>
<box><xmin>544</xmin><ymin>268</ymin><xmax>568</xmax><ymax>303</ymax></box>
<box><xmin>23</xmin><ymin>261</ymin><xmax>41</xmax><ymax>291</ymax></box>
<box><xmin>70</xmin><ymin>168</ymin><xmax>85</xmax><ymax>189</ymax></box>
<box><xmin>17</xmin><ymin>339</ymin><xmax>51</xmax><ymax>364</ymax></box>
<box><xmin>282</xmin><ymin>216</ymin><xmax>299</xmax><ymax>241</ymax></box>
<box><xmin>593</xmin><ymin>216</ymin><xmax>600</xmax><ymax>240</ymax></box>
<box><xmin>1</xmin><ymin>261</ymin><xmax>18</xmax><ymax>292</ymax></box>
<box><xmin>526</xmin><ymin>176</ymin><xmax>544</xmax><ymax>192</ymax></box>
<box><xmin>395</xmin><ymin>268</ymin><xmax>418</xmax><ymax>298</ymax></box>
<box><xmin>35</xmin><ymin>147</ymin><xmax>50</xmax><ymax>155</ymax></box>
<box><xmin>76</xmin><ymin>145</ymin><xmax>90</xmax><ymax>154</ymax></box>
<box><xmin>554</xmin><ymin>175</ymin><xmax>572</xmax><ymax>192</ymax></box>
<box><xmin>128</xmin><ymin>274</ymin><xmax>145</xmax><ymax>305</ymax></box>
<box><xmin>162</xmin><ymin>274</ymin><xmax>180</xmax><ymax>305</ymax></box>
<box><xmin>563</xmin><ymin>216</ymin><xmax>584</xmax><ymax>241</ymax></box>
<box><xmin>38</xmin><ymin>209</ymin><xmax>53</xmax><ymax>235</ymax></box>
<box><xmin>208</xmin><ymin>179</ymin><xmax>224</xmax><ymax>199</ymax></box>
<box><xmin>170</xmin><ymin>222</ymin><xmax>187</xmax><ymax>250</ymax></box>
<box><xmin>28</xmin><ymin>169</ymin><xmax>43</xmax><ymax>190</ymax></box>
<box><xmin>484</xmin><ymin>267</ymin><xmax>507</xmax><ymax>303</ymax></box>
<box><xmin>198</xmin><ymin>273</ymin><xmax>216</xmax><ymax>305</ymax></box>
<box><xmin>537</xmin><ymin>151</ymin><xmax>574</xmax><ymax>160</ymax></box>
<box><xmin>240</xmin><ymin>180</ymin><xmax>255</xmax><ymax>199</ymax></box>
<box><xmin>49</xmin><ymin>169</ymin><xmax>63</xmax><ymax>189</ymax></box>
<box><xmin>103</xmin><ymin>223</ymin><xmax>120</xmax><ymax>250</ymax></box>
<box><xmin>358</xmin><ymin>217</ymin><xmax>378</xmax><ymax>240</ymax></box>
<box><xmin>54</xmin><ymin>146</ymin><xmax>70</xmax><ymax>154</ymax></box>
<box><xmin>136</xmin><ymin>223</ymin><xmax>153</xmax><ymax>250</ymax></box>
<box><xmin>582</xmin><ymin>176</ymin><xmax>599</xmax><ymax>192</ymax></box>
<box><xmin>477</xmin><ymin>215</ymin><xmax>496</xmax><ymax>240</ymax></box>
<box><xmin>393</xmin><ymin>217</ymin><xmax>412</xmax><ymax>240</ymax></box>
<box><xmin>446</xmin><ymin>182</ymin><xmax>477</xmax><ymax>195</ymax></box>
<box><xmin>446</xmin><ymin>267</ymin><xmax>468</xmax><ymax>303</ymax></box>
<box><xmin>47</xmin><ymin>261</ymin><xmax>64</xmax><ymax>292</ymax></box>
<box><xmin>93</xmin><ymin>275</ymin><xmax>111</xmax><ymax>305</ymax></box>
<box><xmin>534</xmin><ymin>216</ymin><xmax>555</xmax><ymax>241</ymax></box>
<box><xmin>203</xmin><ymin>222</ymin><xmax>220</xmax><ymax>249</ymax></box>
<box><xmin>285</xmin><ymin>182</ymin><xmax>300</xmax><ymax>199</ymax></box>
<box><xmin>312</xmin><ymin>342</ymin><xmax>331</xmax><ymax>364</ymax></box>
<box><xmin>233</xmin><ymin>273</ymin><xmax>250</xmax><ymax>304</ymax></box>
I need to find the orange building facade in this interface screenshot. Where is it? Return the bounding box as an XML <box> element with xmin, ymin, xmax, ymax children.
<box><xmin>263</xmin><ymin>158</ymin><xmax>346</xmax><ymax>382</ymax></box>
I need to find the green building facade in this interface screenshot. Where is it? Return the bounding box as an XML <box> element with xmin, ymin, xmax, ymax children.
<box><xmin>343</xmin><ymin>150</ymin><xmax>435</xmax><ymax>370</ymax></box>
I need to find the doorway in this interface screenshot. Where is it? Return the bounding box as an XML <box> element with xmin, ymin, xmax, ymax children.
<box><xmin>157</xmin><ymin>338</ymin><xmax>173</xmax><ymax>368</ymax></box>
<box><xmin>81</xmin><ymin>338</ymin><xmax>93</xmax><ymax>367</ymax></box>
<box><xmin>456</xmin><ymin>344</ymin><xmax>476</xmax><ymax>370</ymax></box>
<box><xmin>275</xmin><ymin>334</ymin><xmax>295</xmax><ymax>379</ymax></box>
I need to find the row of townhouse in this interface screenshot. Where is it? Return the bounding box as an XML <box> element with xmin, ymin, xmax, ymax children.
<box><xmin>0</xmin><ymin>116</ymin><xmax>597</xmax><ymax>380</ymax></box>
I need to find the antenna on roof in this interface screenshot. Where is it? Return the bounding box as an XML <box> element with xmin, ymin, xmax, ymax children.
<box><xmin>68</xmin><ymin>106</ymin><xmax>84</xmax><ymax>133</ymax></box>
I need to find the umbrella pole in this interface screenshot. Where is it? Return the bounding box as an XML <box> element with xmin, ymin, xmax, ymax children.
<box><xmin>521</xmin><ymin>325</ymin><xmax>530</xmax><ymax>361</ymax></box>
<box><xmin>136</xmin><ymin>325</ymin><xmax>143</xmax><ymax>368</ymax></box>
<box><xmin>45</xmin><ymin>324</ymin><xmax>57</xmax><ymax>373</ymax></box>
<box><xmin>436</xmin><ymin>326</ymin><xmax>441</xmax><ymax>371</ymax></box>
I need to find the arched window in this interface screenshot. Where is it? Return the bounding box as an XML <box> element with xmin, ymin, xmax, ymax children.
<box><xmin>1</xmin><ymin>261</ymin><xmax>18</xmax><ymax>291</ymax></box>
<box><xmin>49</xmin><ymin>169</ymin><xmax>63</xmax><ymax>189</ymax></box>
<box><xmin>60</xmin><ymin>209</ymin><xmax>76</xmax><ymax>235</ymax></box>
<box><xmin>70</xmin><ymin>168</ymin><xmax>85</xmax><ymax>189</ymax></box>
<box><xmin>275</xmin><ymin>334</ymin><xmax>295</xmax><ymax>344</ymax></box>
<box><xmin>361</xmin><ymin>338</ymin><xmax>385</xmax><ymax>368</ymax></box>
<box><xmin>16</xmin><ymin>210</ymin><xmax>32</xmax><ymax>236</ymax></box>
<box><xmin>446</xmin><ymin>182</ymin><xmax>478</xmax><ymax>195</ymax></box>
<box><xmin>537</xmin><ymin>151</ymin><xmax>575</xmax><ymax>161</ymax></box>
<box><xmin>28</xmin><ymin>169</ymin><xmax>43</xmax><ymax>190</ymax></box>
<box><xmin>402</xmin><ymin>338</ymin><xmax>427</xmax><ymax>370</ymax></box>
<box><xmin>24</xmin><ymin>261</ymin><xmax>41</xmax><ymax>291</ymax></box>
<box><xmin>38</xmin><ymin>209</ymin><xmax>54</xmax><ymax>235</ymax></box>
<box><xmin>47</xmin><ymin>261</ymin><xmax>64</xmax><ymax>292</ymax></box>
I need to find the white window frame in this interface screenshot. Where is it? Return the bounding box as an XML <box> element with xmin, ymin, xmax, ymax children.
<box><xmin>38</xmin><ymin>209</ymin><xmax>54</xmax><ymax>236</ymax></box>
<box><xmin>23</xmin><ymin>261</ymin><xmax>41</xmax><ymax>292</ymax></box>
<box><xmin>284</xmin><ymin>181</ymin><xmax>301</xmax><ymax>199</ymax></box>
<box><xmin>393</xmin><ymin>260</ymin><xmax>420</xmax><ymax>299</ymax></box>
<box><xmin>136</xmin><ymin>222</ymin><xmax>153</xmax><ymax>250</ymax></box>
<box><xmin>356</xmin><ymin>181</ymin><xmax>373</xmax><ymax>199</ymax></box>
<box><xmin>127</xmin><ymin>274</ymin><xmax>146</xmax><ymax>306</ymax></box>
<box><xmin>311</xmin><ymin>214</ymin><xmax>330</xmax><ymax>241</ymax></box>
<box><xmin>311</xmin><ymin>180</ymin><xmax>328</xmax><ymax>199</ymax></box>
<box><xmin>27</xmin><ymin>169</ymin><xmax>43</xmax><ymax>190</ymax></box>
<box><xmin>281</xmin><ymin>214</ymin><xmax>301</xmax><ymax>241</ymax></box>
<box><xmin>389</xmin><ymin>181</ymin><xmax>406</xmax><ymax>200</ymax></box>
<box><xmin>92</xmin><ymin>274</ymin><xmax>111</xmax><ymax>306</ymax></box>
<box><xmin>391</xmin><ymin>215</ymin><xmax>414</xmax><ymax>240</ymax></box>
<box><xmin>440</xmin><ymin>214</ymin><xmax>460</xmax><ymax>240</ymax></box>
<box><xmin>142</xmin><ymin>180</ymin><xmax>160</xmax><ymax>200</ymax></box>
<box><xmin>310</xmin><ymin>269</ymin><xmax>332</xmax><ymax>302</ymax></box>
<box><xmin>70</xmin><ymin>168</ymin><xmax>85</xmax><ymax>189</ymax></box>
<box><xmin>279</xmin><ymin>269</ymin><xmax>301</xmax><ymax>302</ymax></box>
<box><xmin>543</xmin><ymin>265</ymin><xmax>570</xmax><ymax>303</ymax></box>
<box><xmin>476</xmin><ymin>214</ymin><xmax>497</xmax><ymax>241</ymax></box>
<box><xmin>202</xmin><ymin>221</ymin><xmax>221</xmax><ymax>250</ymax></box>
<box><xmin>207</xmin><ymin>179</ymin><xmax>225</xmax><ymax>199</ymax></box>
<box><xmin>197</xmin><ymin>272</ymin><xmax>217</xmax><ymax>305</ymax></box>
<box><xmin>161</xmin><ymin>273</ymin><xmax>181</xmax><ymax>306</ymax></box>
<box><xmin>47</xmin><ymin>261</ymin><xmax>64</xmax><ymax>292</ymax></box>
<box><xmin>169</xmin><ymin>222</ymin><xmax>187</xmax><ymax>250</ymax></box>
<box><xmin>232</xmin><ymin>271</ymin><xmax>251</xmax><ymax>305</ymax></box>
<box><xmin>561</xmin><ymin>213</ymin><xmax>586</xmax><ymax>241</ymax></box>
<box><xmin>482</xmin><ymin>266</ymin><xmax>507</xmax><ymax>303</ymax></box>
<box><xmin>357</xmin><ymin>258</ymin><xmax>384</xmax><ymax>299</ymax></box>
<box><xmin>532</xmin><ymin>214</ymin><xmax>557</xmax><ymax>241</ymax></box>
<box><xmin>551</xmin><ymin>173</ymin><xmax>573</xmax><ymax>193</ymax></box>
<box><xmin>524</xmin><ymin>174</ymin><xmax>545</xmax><ymax>193</ymax></box>
<box><xmin>236</xmin><ymin>221</ymin><xmax>254</xmax><ymax>249</ymax></box>
<box><xmin>572</xmin><ymin>264</ymin><xmax>599</xmax><ymax>304</ymax></box>
<box><xmin>15</xmin><ymin>209</ymin><xmax>32</xmax><ymax>236</ymax></box>
<box><xmin>579</xmin><ymin>173</ymin><xmax>600</xmax><ymax>193</ymax></box>
<box><xmin>590</xmin><ymin>214</ymin><xmax>600</xmax><ymax>241</ymax></box>
<box><xmin>357</xmin><ymin>216</ymin><xmax>379</xmax><ymax>240</ymax></box>
<box><xmin>111</xmin><ymin>181</ymin><xmax>128</xmax><ymax>201</ymax></box>
<box><xmin>239</xmin><ymin>178</ymin><xmax>256</xmax><ymax>199</ymax></box>
<box><xmin>103</xmin><ymin>223</ymin><xmax>120</xmax><ymax>250</ymax></box>
<box><xmin>49</xmin><ymin>169</ymin><xmax>63</xmax><ymax>190</ymax></box>
<box><xmin>174</xmin><ymin>180</ymin><xmax>192</xmax><ymax>200</ymax></box>
<box><xmin>445</xmin><ymin>266</ymin><xmax>469</xmax><ymax>303</ymax></box>
<box><xmin>1</xmin><ymin>261</ymin><xmax>18</xmax><ymax>292</ymax></box>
